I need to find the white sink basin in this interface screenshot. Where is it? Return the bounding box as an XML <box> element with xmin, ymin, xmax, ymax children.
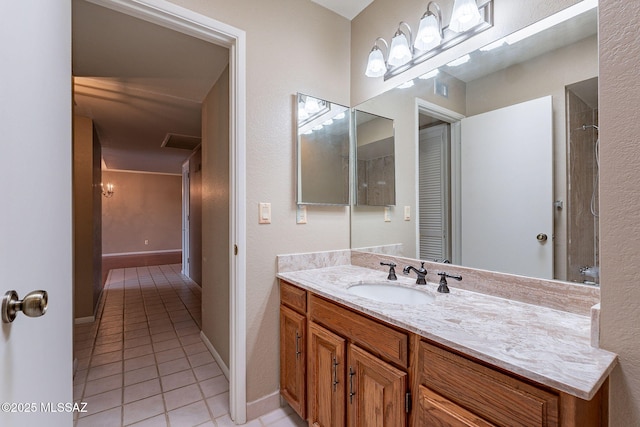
<box><xmin>347</xmin><ymin>282</ymin><xmax>434</xmax><ymax>305</ymax></box>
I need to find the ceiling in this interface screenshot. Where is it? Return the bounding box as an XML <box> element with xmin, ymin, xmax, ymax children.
<box><xmin>72</xmin><ymin>0</ymin><xmax>369</xmax><ymax>174</ymax></box>
<box><xmin>72</xmin><ymin>0</ymin><xmax>228</xmax><ymax>174</ymax></box>
<box><xmin>311</xmin><ymin>0</ymin><xmax>373</xmax><ymax>20</ymax></box>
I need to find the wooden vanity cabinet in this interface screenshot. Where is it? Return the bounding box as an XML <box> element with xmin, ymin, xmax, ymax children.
<box><xmin>308</xmin><ymin>322</ymin><xmax>345</xmax><ymax>427</ymax></box>
<box><xmin>279</xmin><ymin>280</ymin><xmax>608</xmax><ymax>427</ymax></box>
<box><xmin>280</xmin><ymin>282</ymin><xmax>307</xmax><ymax>419</ymax></box>
<box><xmin>413</xmin><ymin>339</ymin><xmax>607</xmax><ymax>427</ymax></box>
<box><xmin>308</xmin><ymin>294</ymin><xmax>409</xmax><ymax>427</ymax></box>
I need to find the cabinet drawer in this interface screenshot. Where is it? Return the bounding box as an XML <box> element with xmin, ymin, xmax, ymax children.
<box><xmin>280</xmin><ymin>280</ymin><xmax>307</xmax><ymax>313</ymax></box>
<box><xmin>417</xmin><ymin>385</ymin><xmax>496</xmax><ymax>427</ymax></box>
<box><xmin>418</xmin><ymin>341</ymin><xmax>558</xmax><ymax>427</ymax></box>
<box><xmin>310</xmin><ymin>295</ymin><xmax>408</xmax><ymax>368</ymax></box>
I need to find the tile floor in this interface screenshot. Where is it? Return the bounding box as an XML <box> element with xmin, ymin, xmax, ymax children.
<box><xmin>73</xmin><ymin>264</ymin><xmax>306</xmax><ymax>427</ymax></box>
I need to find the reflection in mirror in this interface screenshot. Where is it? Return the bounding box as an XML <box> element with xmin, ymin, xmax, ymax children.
<box><xmin>297</xmin><ymin>93</ymin><xmax>350</xmax><ymax>205</ymax></box>
<box><xmin>354</xmin><ymin>111</ymin><xmax>395</xmax><ymax>206</ymax></box>
<box><xmin>351</xmin><ymin>3</ymin><xmax>599</xmax><ymax>284</ymax></box>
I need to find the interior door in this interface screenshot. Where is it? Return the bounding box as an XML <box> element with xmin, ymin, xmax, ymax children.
<box><xmin>460</xmin><ymin>96</ymin><xmax>553</xmax><ymax>279</ymax></box>
<box><xmin>0</xmin><ymin>2</ymin><xmax>73</xmax><ymax>426</ymax></box>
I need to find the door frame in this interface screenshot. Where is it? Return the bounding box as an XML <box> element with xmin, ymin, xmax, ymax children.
<box><xmin>415</xmin><ymin>98</ymin><xmax>464</xmax><ymax>263</ymax></box>
<box><xmin>85</xmin><ymin>0</ymin><xmax>247</xmax><ymax>422</ymax></box>
<box><xmin>182</xmin><ymin>159</ymin><xmax>190</xmax><ymax>277</ymax></box>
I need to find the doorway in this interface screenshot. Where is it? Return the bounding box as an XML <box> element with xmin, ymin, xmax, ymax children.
<box><xmin>72</xmin><ymin>0</ymin><xmax>247</xmax><ymax>422</ymax></box>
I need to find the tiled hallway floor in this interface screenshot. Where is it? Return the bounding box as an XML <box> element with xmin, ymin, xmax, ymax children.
<box><xmin>73</xmin><ymin>264</ymin><xmax>305</xmax><ymax>427</ymax></box>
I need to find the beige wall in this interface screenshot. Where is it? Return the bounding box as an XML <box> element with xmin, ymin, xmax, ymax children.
<box><xmin>599</xmin><ymin>1</ymin><xmax>640</xmax><ymax>425</ymax></box>
<box><xmin>202</xmin><ymin>66</ymin><xmax>230</xmax><ymax>367</ymax></box>
<box><xmin>166</xmin><ymin>0</ymin><xmax>352</xmax><ymax>405</ymax></box>
<box><xmin>73</xmin><ymin>115</ymin><xmax>102</xmax><ymax>319</ymax></box>
<box><xmin>101</xmin><ymin>170</ymin><xmax>182</xmax><ymax>254</ymax></box>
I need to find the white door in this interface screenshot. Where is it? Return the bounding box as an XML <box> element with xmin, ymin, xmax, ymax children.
<box><xmin>460</xmin><ymin>96</ymin><xmax>553</xmax><ymax>278</ymax></box>
<box><xmin>0</xmin><ymin>2</ymin><xmax>73</xmax><ymax>426</ymax></box>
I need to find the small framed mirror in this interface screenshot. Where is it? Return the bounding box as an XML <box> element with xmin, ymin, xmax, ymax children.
<box><xmin>296</xmin><ymin>93</ymin><xmax>350</xmax><ymax>205</ymax></box>
<box><xmin>354</xmin><ymin>110</ymin><xmax>395</xmax><ymax>206</ymax></box>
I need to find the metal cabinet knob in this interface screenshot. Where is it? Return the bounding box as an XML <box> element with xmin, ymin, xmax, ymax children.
<box><xmin>536</xmin><ymin>233</ymin><xmax>548</xmax><ymax>242</ymax></box>
<box><xmin>2</xmin><ymin>290</ymin><xmax>48</xmax><ymax>323</ymax></box>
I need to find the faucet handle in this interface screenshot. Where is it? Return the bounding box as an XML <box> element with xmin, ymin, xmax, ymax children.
<box><xmin>380</xmin><ymin>262</ymin><xmax>397</xmax><ymax>280</ymax></box>
<box><xmin>436</xmin><ymin>272</ymin><xmax>462</xmax><ymax>293</ymax></box>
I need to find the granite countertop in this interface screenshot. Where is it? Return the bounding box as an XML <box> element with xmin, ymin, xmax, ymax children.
<box><xmin>277</xmin><ymin>264</ymin><xmax>617</xmax><ymax>400</ymax></box>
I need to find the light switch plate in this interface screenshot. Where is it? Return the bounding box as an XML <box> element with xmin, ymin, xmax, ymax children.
<box><xmin>296</xmin><ymin>205</ymin><xmax>307</xmax><ymax>224</ymax></box>
<box><xmin>404</xmin><ymin>206</ymin><xmax>411</xmax><ymax>221</ymax></box>
<box><xmin>384</xmin><ymin>207</ymin><xmax>391</xmax><ymax>222</ymax></box>
<box><xmin>259</xmin><ymin>202</ymin><xmax>271</xmax><ymax>224</ymax></box>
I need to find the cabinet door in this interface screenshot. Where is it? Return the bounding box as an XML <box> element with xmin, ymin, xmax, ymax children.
<box><xmin>309</xmin><ymin>322</ymin><xmax>346</xmax><ymax>427</ymax></box>
<box><xmin>280</xmin><ymin>305</ymin><xmax>307</xmax><ymax>419</ymax></box>
<box><xmin>416</xmin><ymin>385</ymin><xmax>496</xmax><ymax>427</ymax></box>
<box><xmin>347</xmin><ymin>344</ymin><xmax>407</xmax><ymax>427</ymax></box>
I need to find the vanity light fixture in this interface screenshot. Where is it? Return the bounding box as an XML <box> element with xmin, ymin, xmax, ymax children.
<box><xmin>449</xmin><ymin>0</ymin><xmax>482</xmax><ymax>32</ymax></box>
<box><xmin>415</xmin><ymin>2</ymin><xmax>443</xmax><ymax>52</ymax></box>
<box><xmin>388</xmin><ymin>22</ymin><xmax>413</xmax><ymax>67</ymax></box>
<box><xmin>365</xmin><ymin>37</ymin><xmax>389</xmax><ymax>78</ymax></box>
<box><xmin>365</xmin><ymin>0</ymin><xmax>493</xmax><ymax>80</ymax></box>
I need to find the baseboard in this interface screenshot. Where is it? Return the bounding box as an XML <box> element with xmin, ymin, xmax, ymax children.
<box><xmin>199</xmin><ymin>331</ymin><xmax>230</xmax><ymax>380</ymax></box>
<box><xmin>102</xmin><ymin>249</ymin><xmax>182</xmax><ymax>257</ymax></box>
<box><xmin>246</xmin><ymin>390</ymin><xmax>281</xmax><ymax>421</ymax></box>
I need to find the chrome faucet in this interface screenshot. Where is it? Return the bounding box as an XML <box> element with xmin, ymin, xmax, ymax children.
<box><xmin>403</xmin><ymin>262</ymin><xmax>427</xmax><ymax>285</ymax></box>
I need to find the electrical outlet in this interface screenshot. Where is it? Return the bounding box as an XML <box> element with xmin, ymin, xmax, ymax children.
<box><xmin>296</xmin><ymin>205</ymin><xmax>307</xmax><ymax>224</ymax></box>
<box><xmin>144</xmin><ymin>239</ymin><xmax>149</xmax><ymax>245</ymax></box>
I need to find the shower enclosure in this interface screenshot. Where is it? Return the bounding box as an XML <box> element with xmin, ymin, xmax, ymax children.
<box><xmin>566</xmin><ymin>77</ymin><xmax>599</xmax><ymax>285</ymax></box>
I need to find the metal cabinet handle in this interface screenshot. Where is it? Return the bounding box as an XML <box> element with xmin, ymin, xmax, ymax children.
<box><xmin>349</xmin><ymin>367</ymin><xmax>356</xmax><ymax>404</ymax></box>
<box><xmin>332</xmin><ymin>356</ymin><xmax>339</xmax><ymax>391</ymax></box>
<box><xmin>295</xmin><ymin>331</ymin><xmax>301</xmax><ymax>359</ymax></box>
<box><xmin>2</xmin><ymin>290</ymin><xmax>48</xmax><ymax>323</ymax></box>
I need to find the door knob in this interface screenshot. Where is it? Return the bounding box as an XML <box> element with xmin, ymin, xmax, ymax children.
<box><xmin>536</xmin><ymin>233</ymin><xmax>548</xmax><ymax>242</ymax></box>
<box><xmin>2</xmin><ymin>290</ymin><xmax>48</xmax><ymax>323</ymax></box>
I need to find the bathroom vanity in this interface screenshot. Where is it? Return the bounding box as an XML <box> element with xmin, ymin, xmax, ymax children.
<box><xmin>277</xmin><ymin>254</ymin><xmax>616</xmax><ymax>427</ymax></box>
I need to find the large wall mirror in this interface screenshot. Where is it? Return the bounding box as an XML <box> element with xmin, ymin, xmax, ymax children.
<box><xmin>297</xmin><ymin>93</ymin><xmax>350</xmax><ymax>205</ymax></box>
<box><xmin>351</xmin><ymin>2</ymin><xmax>599</xmax><ymax>285</ymax></box>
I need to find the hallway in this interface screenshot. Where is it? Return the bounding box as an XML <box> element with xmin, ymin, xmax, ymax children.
<box><xmin>73</xmin><ymin>264</ymin><xmax>304</xmax><ymax>427</ymax></box>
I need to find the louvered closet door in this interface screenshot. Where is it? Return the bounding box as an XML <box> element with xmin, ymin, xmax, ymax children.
<box><xmin>419</xmin><ymin>124</ymin><xmax>450</xmax><ymax>261</ymax></box>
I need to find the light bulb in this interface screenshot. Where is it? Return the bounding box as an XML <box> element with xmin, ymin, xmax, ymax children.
<box><xmin>450</xmin><ymin>0</ymin><xmax>482</xmax><ymax>33</ymax></box>
<box><xmin>365</xmin><ymin>46</ymin><xmax>387</xmax><ymax>77</ymax></box>
<box><xmin>415</xmin><ymin>13</ymin><xmax>441</xmax><ymax>52</ymax></box>
<box><xmin>388</xmin><ymin>31</ymin><xmax>412</xmax><ymax>67</ymax></box>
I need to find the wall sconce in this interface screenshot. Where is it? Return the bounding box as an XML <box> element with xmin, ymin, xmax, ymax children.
<box><xmin>102</xmin><ymin>182</ymin><xmax>114</xmax><ymax>198</ymax></box>
<box><xmin>365</xmin><ymin>0</ymin><xmax>493</xmax><ymax>80</ymax></box>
